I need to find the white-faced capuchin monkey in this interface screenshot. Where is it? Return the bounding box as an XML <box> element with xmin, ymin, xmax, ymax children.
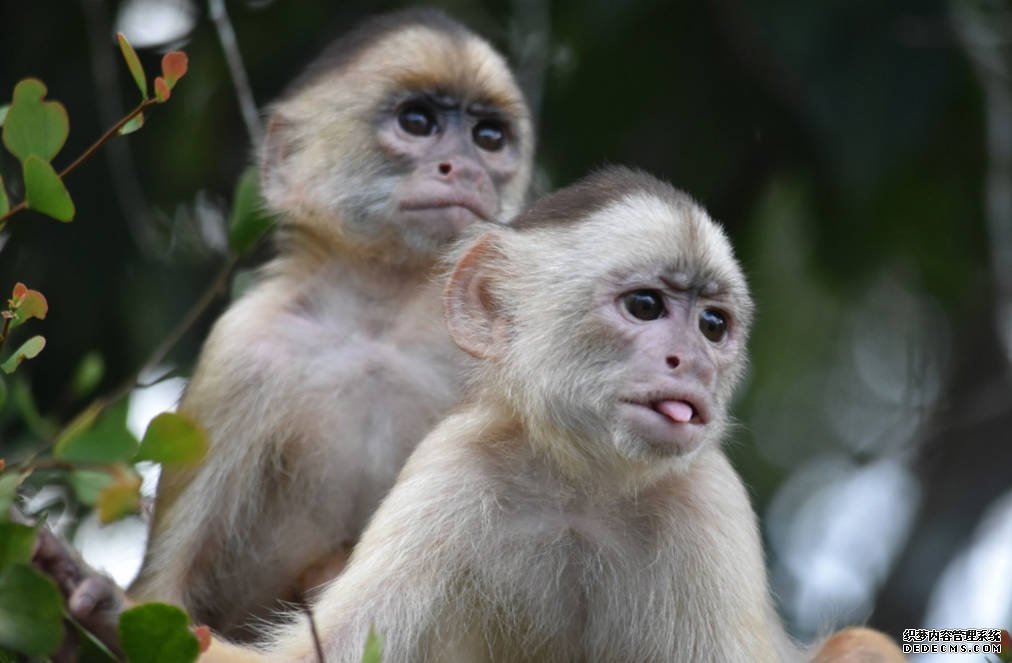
<box><xmin>129</xmin><ymin>8</ymin><xmax>534</xmax><ymax>640</ymax></box>
<box><xmin>197</xmin><ymin>167</ymin><xmax>906</xmax><ymax>662</ymax></box>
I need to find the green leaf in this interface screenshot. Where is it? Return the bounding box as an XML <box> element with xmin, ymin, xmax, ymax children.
<box><xmin>0</xmin><ymin>523</ymin><xmax>35</xmax><ymax>568</ymax></box>
<box><xmin>0</xmin><ymin>564</ymin><xmax>63</xmax><ymax>657</ymax></box>
<box><xmin>71</xmin><ymin>352</ymin><xmax>105</xmax><ymax>398</ymax></box>
<box><xmin>0</xmin><ymin>335</ymin><xmax>45</xmax><ymax>374</ymax></box>
<box><xmin>1</xmin><ymin>79</ymin><xmax>69</xmax><ymax>163</ymax></box>
<box><xmin>74</xmin><ymin>620</ymin><xmax>119</xmax><ymax>663</ymax></box>
<box><xmin>0</xmin><ymin>105</ymin><xmax>8</xmax><ymax>127</ymax></box>
<box><xmin>0</xmin><ymin>376</ymin><xmax>6</xmax><ymax>410</ymax></box>
<box><xmin>118</xmin><ymin>112</ymin><xmax>145</xmax><ymax>136</ymax></box>
<box><xmin>135</xmin><ymin>412</ymin><xmax>208</xmax><ymax>467</ymax></box>
<box><xmin>23</xmin><ymin>156</ymin><xmax>74</xmax><ymax>221</ymax></box>
<box><xmin>54</xmin><ymin>400</ymin><xmax>138</xmax><ymax>463</ymax></box>
<box><xmin>69</xmin><ymin>469</ymin><xmax>115</xmax><ymax>506</ymax></box>
<box><xmin>119</xmin><ymin>603</ymin><xmax>199</xmax><ymax>663</ymax></box>
<box><xmin>0</xmin><ymin>473</ymin><xmax>19</xmax><ymax>518</ymax></box>
<box><xmin>361</xmin><ymin>629</ymin><xmax>382</xmax><ymax>663</ymax></box>
<box><xmin>228</xmin><ymin>167</ymin><xmax>276</xmax><ymax>255</ymax></box>
<box><xmin>117</xmin><ymin>33</ymin><xmax>147</xmax><ymax>100</ymax></box>
<box><xmin>0</xmin><ymin>175</ymin><xmax>8</xmax><ymax>218</ymax></box>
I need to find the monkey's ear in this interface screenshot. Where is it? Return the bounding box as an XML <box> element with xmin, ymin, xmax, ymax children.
<box><xmin>444</xmin><ymin>233</ymin><xmax>507</xmax><ymax>359</ymax></box>
<box><xmin>260</xmin><ymin>113</ymin><xmax>293</xmax><ymax>208</ymax></box>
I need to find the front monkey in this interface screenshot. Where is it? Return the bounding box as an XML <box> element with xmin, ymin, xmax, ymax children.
<box><xmin>130</xmin><ymin>9</ymin><xmax>534</xmax><ymax>639</ymax></box>
<box><xmin>198</xmin><ymin>167</ymin><xmax>906</xmax><ymax>663</ymax></box>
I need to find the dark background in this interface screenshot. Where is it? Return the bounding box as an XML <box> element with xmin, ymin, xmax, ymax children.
<box><xmin>2</xmin><ymin>0</ymin><xmax>1010</xmax><ymax>650</ymax></box>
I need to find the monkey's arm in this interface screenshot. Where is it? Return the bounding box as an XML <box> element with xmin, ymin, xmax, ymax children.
<box><xmin>130</xmin><ymin>286</ymin><xmax>308</xmax><ymax>609</ymax></box>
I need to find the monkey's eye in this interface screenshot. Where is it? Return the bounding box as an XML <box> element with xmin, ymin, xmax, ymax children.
<box><xmin>699</xmin><ymin>308</ymin><xmax>728</xmax><ymax>343</ymax></box>
<box><xmin>473</xmin><ymin>120</ymin><xmax>506</xmax><ymax>151</ymax></box>
<box><xmin>622</xmin><ymin>290</ymin><xmax>666</xmax><ymax>321</ymax></box>
<box><xmin>398</xmin><ymin>104</ymin><xmax>437</xmax><ymax>136</ymax></box>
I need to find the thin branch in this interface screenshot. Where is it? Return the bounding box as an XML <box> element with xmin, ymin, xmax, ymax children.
<box><xmin>301</xmin><ymin>604</ymin><xmax>327</xmax><ymax>663</ymax></box>
<box><xmin>0</xmin><ymin>98</ymin><xmax>157</xmax><ymax>225</ymax></box>
<box><xmin>209</xmin><ymin>0</ymin><xmax>263</xmax><ymax>145</ymax></box>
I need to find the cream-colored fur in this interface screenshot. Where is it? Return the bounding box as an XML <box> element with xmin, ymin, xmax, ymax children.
<box><xmin>131</xmin><ymin>10</ymin><xmax>533</xmax><ymax>639</ymax></box>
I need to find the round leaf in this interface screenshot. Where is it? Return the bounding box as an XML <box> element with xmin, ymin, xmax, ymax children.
<box><xmin>119</xmin><ymin>603</ymin><xmax>199</xmax><ymax>663</ymax></box>
<box><xmin>0</xmin><ymin>105</ymin><xmax>9</xmax><ymax>127</ymax></box>
<box><xmin>136</xmin><ymin>412</ymin><xmax>208</xmax><ymax>467</ymax></box>
<box><xmin>161</xmin><ymin>52</ymin><xmax>188</xmax><ymax>88</ymax></box>
<box><xmin>0</xmin><ymin>564</ymin><xmax>64</xmax><ymax>657</ymax></box>
<box><xmin>10</xmin><ymin>283</ymin><xmax>48</xmax><ymax>329</ymax></box>
<box><xmin>228</xmin><ymin>167</ymin><xmax>276</xmax><ymax>255</ymax></box>
<box><xmin>118</xmin><ymin>112</ymin><xmax>145</xmax><ymax>136</ymax></box>
<box><xmin>117</xmin><ymin>33</ymin><xmax>148</xmax><ymax>100</ymax></box>
<box><xmin>96</xmin><ymin>471</ymin><xmax>142</xmax><ymax>524</ymax></box>
<box><xmin>23</xmin><ymin>156</ymin><xmax>74</xmax><ymax>221</ymax></box>
<box><xmin>0</xmin><ymin>335</ymin><xmax>45</xmax><ymax>374</ymax></box>
<box><xmin>1</xmin><ymin>79</ymin><xmax>69</xmax><ymax>163</ymax></box>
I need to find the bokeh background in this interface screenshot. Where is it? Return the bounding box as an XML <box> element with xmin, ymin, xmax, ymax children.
<box><xmin>2</xmin><ymin>1</ymin><xmax>1010</xmax><ymax>659</ymax></box>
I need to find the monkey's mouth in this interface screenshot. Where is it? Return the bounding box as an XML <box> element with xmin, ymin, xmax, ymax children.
<box><xmin>621</xmin><ymin>397</ymin><xmax>707</xmax><ymax>426</ymax></box>
<box><xmin>652</xmin><ymin>400</ymin><xmax>702</xmax><ymax>424</ymax></box>
<box><xmin>400</xmin><ymin>196</ymin><xmax>492</xmax><ymax>222</ymax></box>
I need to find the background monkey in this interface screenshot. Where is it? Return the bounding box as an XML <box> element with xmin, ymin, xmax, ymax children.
<box><xmin>129</xmin><ymin>8</ymin><xmax>534</xmax><ymax>640</ymax></box>
<box><xmin>196</xmin><ymin>167</ymin><xmax>906</xmax><ymax>663</ymax></box>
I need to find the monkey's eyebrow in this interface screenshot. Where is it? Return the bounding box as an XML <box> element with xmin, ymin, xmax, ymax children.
<box><xmin>425</xmin><ymin>92</ymin><xmax>461</xmax><ymax>111</ymax></box>
<box><xmin>466</xmin><ymin>102</ymin><xmax>507</xmax><ymax>119</ymax></box>
<box><xmin>659</xmin><ymin>274</ymin><xmax>728</xmax><ymax>297</ymax></box>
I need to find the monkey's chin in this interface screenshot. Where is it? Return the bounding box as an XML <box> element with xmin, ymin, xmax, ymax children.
<box><xmin>616</xmin><ymin>402</ymin><xmax>707</xmax><ymax>459</ymax></box>
<box><xmin>399</xmin><ymin>205</ymin><xmax>483</xmax><ymax>242</ymax></box>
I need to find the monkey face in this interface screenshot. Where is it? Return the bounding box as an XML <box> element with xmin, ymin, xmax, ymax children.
<box><xmin>449</xmin><ymin>173</ymin><xmax>753</xmax><ymax>471</ymax></box>
<box><xmin>376</xmin><ymin>89</ymin><xmax>525</xmax><ymax>247</ymax></box>
<box><xmin>261</xmin><ymin>20</ymin><xmax>534</xmax><ymax>263</ymax></box>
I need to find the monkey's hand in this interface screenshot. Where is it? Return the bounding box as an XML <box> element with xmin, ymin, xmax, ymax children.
<box><xmin>812</xmin><ymin>627</ymin><xmax>908</xmax><ymax>662</ymax></box>
<box><xmin>32</xmin><ymin>526</ymin><xmax>129</xmax><ymax>657</ymax></box>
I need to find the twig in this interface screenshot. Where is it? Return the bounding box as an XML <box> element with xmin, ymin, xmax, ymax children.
<box><xmin>209</xmin><ymin>0</ymin><xmax>263</xmax><ymax>145</ymax></box>
<box><xmin>301</xmin><ymin>604</ymin><xmax>327</xmax><ymax>663</ymax></box>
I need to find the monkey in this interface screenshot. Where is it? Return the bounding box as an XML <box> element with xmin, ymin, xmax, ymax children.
<box><xmin>33</xmin><ymin>167</ymin><xmax>905</xmax><ymax>661</ymax></box>
<box><xmin>190</xmin><ymin>166</ymin><xmax>907</xmax><ymax>663</ymax></box>
<box><xmin>128</xmin><ymin>8</ymin><xmax>534</xmax><ymax>641</ymax></box>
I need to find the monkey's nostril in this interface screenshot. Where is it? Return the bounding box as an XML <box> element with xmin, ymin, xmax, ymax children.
<box><xmin>438</xmin><ymin>162</ymin><xmax>452</xmax><ymax>175</ymax></box>
<box><xmin>666</xmin><ymin>356</ymin><xmax>680</xmax><ymax>369</ymax></box>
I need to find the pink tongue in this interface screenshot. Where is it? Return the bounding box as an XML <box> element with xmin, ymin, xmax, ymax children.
<box><xmin>656</xmin><ymin>400</ymin><xmax>694</xmax><ymax>423</ymax></box>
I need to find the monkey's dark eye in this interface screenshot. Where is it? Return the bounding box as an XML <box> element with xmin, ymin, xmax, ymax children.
<box><xmin>473</xmin><ymin>120</ymin><xmax>505</xmax><ymax>151</ymax></box>
<box><xmin>699</xmin><ymin>308</ymin><xmax>728</xmax><ymax>343</ymax></box>
<box><xmin>398</xmin><ymin>105</ymin><xmax>437</xmax><ymax>136</ymax></box>
<box><xmin>623</xmin><ymin>291</ymin><xmax>666</xmax><ymax>321</ymax></box>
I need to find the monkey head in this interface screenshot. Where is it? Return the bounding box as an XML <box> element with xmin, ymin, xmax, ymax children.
<box><xmin>261</xmin><ymin>10</ymin><xmax>534</xmax><ymax>264</ymax></box>
<box><xmin>445</xmin><ymin>167</ymin><xmax>753</xmax><ymax>474</ymax></box>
